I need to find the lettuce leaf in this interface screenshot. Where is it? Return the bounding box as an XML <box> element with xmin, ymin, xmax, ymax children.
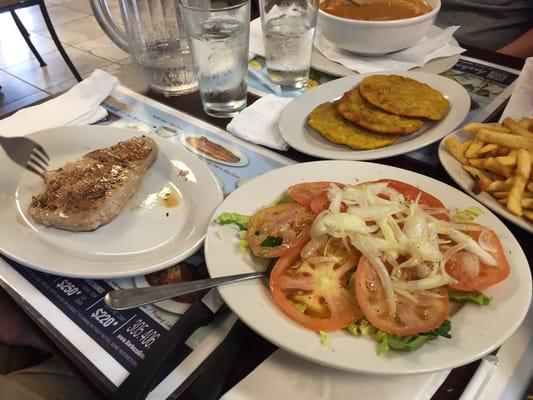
<box><xmin>346</xmin><ymin>318</ymin><xmax>373</xmax><ymax>336</ymax></box>
<box><xmin>453</xmin><ymin>206</ymin><xmax>484</xmax><ymax>222</ymax></box>
<box><xmin>375</xmin><ymin>319</ymin><xmax>452</xmax><ymax>355</ymax></box>
<box><xmin>448</xmin><ymin>288</ymin><xmax>491</xmax><ymax>306</ymax></box>
<box><xmin>214</xmin><ymin>212</ymin><xmax>250</xmax><ymax>230</ymax></box>
<box><xmin>260</xmin><ymin>236</ymin><xmax>283</xmax><ymax>247</ymax></box>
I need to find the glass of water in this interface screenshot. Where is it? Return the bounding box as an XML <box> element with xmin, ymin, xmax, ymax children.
<box><xmin>180</xmin><ymin>0</ymin><xmax>250</xmax><ymax>117</ymax></box>
<box><xmin>259</xmin><ymin>0</ymin><xmax>318</xmax><ymax>90</ymax></box>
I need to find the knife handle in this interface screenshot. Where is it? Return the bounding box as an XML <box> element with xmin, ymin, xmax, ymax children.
<box><xmin>113</xmin><ymin>301</ymin><xmax>215</xmax><ymax>400</ymax></box>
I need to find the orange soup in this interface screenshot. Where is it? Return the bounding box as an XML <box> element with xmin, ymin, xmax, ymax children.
<box><xmin>320</xmin><ymin>0</ymin><xmax>433</xmax><ymax>21</ymax></box>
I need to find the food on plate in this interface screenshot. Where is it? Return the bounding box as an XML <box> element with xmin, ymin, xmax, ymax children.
<box><xmin>320</xmin><ymin>0</ymin><xmax>432</xmax><ymax>21</ymax></box>
<box><xmin>29</xmin><ymin>136</ymin><xmax>157</xmax><ymax>231</ymax></box>
<box><xmin>308</xmin><ymin>102</ymin><xmax>399</xmax><ymax>150</ymax></box>
<box><xmin>359</xmin><ymin>75</ymin><xmax>449</xmax><ymax>120</ymax></box>
<box><xmin>444</xmin><ymin>117</ymin><xmax>533</xmax><ymax>223</ymax></box>
<box><xmin>185</xmin><ymin>136</ymin><xmax>240</xmax><ymax>164</ymax></box>
<box><xmin>215</xmin><ymin>179</ymin><xmax>510</xmax><ymax>353</ymax></box>
<box><xmin>145</xmin><ymin>261</ymin><xmax>208</xmax><ymax>303</ymax></box>
<box><xmin>338</xmin><ymin>88</ymin><xmax>423</xmax><ymax>135</ymax></box>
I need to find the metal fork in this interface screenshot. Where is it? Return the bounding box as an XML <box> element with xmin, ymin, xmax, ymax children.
<box><xmin>0</xmin><ymin>135</ymin><xmax>50</xmax><ymax>178</ymax></box>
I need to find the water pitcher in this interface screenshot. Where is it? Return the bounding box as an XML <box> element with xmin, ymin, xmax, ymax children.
<box><xmin>91</xmin><ymin>0</ymin><xmax>198</xmax><ymax>95</ymax></box>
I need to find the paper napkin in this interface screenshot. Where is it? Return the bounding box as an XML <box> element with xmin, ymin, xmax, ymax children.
<box><xmin>0</xmin><ymin>69</ymin><xmax>118</xmax><ymax>137</ymax></box>
<box><xmin>221</xmin><ymin>350</ymin><xmax>450</xmax><ymax>400</ymax></box>
<box><xmin>249</xmin><ymin>18</ymin><xmax>465</xmax><ymax>74</ymax></box>
<box><xmin>227</xmin><ymin>94</ymin><xmax>291</xmax><ymax>150</ymax></box>
<box><xmin>500</xmin><ymin>57</ymin><xmax>533</xmax><ymax>121</ymax></box>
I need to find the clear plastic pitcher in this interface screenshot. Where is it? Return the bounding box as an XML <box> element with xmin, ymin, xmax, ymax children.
<box><xmin>91</xmin><ymin>0</ymin><xmax>198</xmax><ymax>96</ymax></box>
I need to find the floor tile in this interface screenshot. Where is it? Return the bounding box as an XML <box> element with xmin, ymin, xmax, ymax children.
<box><xmin>61</xmin><ymin>0</ymin><xmax>94</xmax><ymax>14</ymax></box>
<box><xmin>74</xmin><ymin>34</ymin><xmax>129</xmax><ymax>62</ymax></box>
<box><xmin>15</xmin><ymin>4</ymin><xmax>87</xmax><ymax>32</ymax></box>
<box><xmin>0</xmin><ymin>91</ymin><xmax>50</xmax><ymax>118</ymax></box>
<box><xmin>5</xmin><ymin>46</ymin><xmax>111</xmax><ymax>91</ymax></box>
<box><xmin>0</xmin><ymin>69</ymin><xmax>42</xmax><ymax>105</ymax></box>
<box><xmin>0</xmin><ymin>32</ymin><xmax>57</xmax><ymax>69</ymax></box>
<box><xmin>35</xmin><ymin>15</ymin><xmax>105</xmax><ymax>45</ymax></box>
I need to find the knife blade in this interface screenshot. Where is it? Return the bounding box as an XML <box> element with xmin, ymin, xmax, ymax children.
<box><xmin>113</xmin><ymin>288</ymin><xmax>225</xmax><ymax>400</ymax></box>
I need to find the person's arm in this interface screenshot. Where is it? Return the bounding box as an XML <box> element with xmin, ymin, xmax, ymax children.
<box><xmin>498</xmin><ymin>27</ymin><xmax>533</xmax><ymax>59</ymax></box>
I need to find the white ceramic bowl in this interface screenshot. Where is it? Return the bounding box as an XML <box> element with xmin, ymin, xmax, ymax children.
<box><xmin>317</xmin><ymin>0</ymin><xmax>441</xmax><ymax>55</ymax></box>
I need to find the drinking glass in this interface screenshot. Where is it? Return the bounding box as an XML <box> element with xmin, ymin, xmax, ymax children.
<box><xmin>259</xmin><ymin>0</ymin><xmax>319</xmax><ymax>90</ymax></box>
<box><xmin>180</xmin><ymin>0</ymin><xmax>250</xmax><ymax>117</ymax></box>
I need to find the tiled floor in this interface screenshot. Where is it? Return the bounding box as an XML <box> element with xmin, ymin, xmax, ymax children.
<box><xmin>0</xmin><ymin>0</ymin><xmax>133</xmax><ymax>117</ymax></box>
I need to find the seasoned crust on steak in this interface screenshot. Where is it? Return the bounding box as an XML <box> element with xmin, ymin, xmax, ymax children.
<box><xmin>29</xmin><ymin>136</ymin><xmax>157</xmax><ymax>231</ymax></box>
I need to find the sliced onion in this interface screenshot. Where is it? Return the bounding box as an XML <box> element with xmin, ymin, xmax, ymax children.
<box><xmin>451</xmin><ymin>223</ymin><xmax>486</xmax><ymax>231</ymax></box>
<box><xmin>479</xmin><ymin>230</ymin><xmax>498</xmax><ymax>253</ymax></box>
<box><xmin>458</xmin><ymin>251</ymin><xmax>480</xmax><ymax>278</ymax></box>
<box><xmin>443</xmin><ymin>243</ymin><xmax>467</xmax><ymax>264</ymax></box>
<box><xmin>301</xmin><ymin>237</ymin><xmax>324</xmax><ymax>259</ymax></box>
<box><xmin>395</xmin><ymin>288</ymin><xmax>419</xmax><ymax>304</ymax></box>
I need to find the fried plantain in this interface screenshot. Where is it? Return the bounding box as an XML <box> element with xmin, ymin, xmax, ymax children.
<box><xmin>338</xmin><ymin>88</ymin><xmax>423</xmax><ymax>135</ymax></box>
<box><xmin>307</xmin><ymin>101</ymin><xmax>399</xmax><ymax>150</ymax></box>
<box><xmin>359</xmin><ymin>75</ymin><xmax>449</xmax><ymax>120</ymax></box>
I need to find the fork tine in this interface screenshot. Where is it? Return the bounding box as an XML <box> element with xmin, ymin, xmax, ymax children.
<box><xmin>27</xmin><ymin>157</ymin><xmax>48</xmax><ymax>174</ymax></box>
<box><xmin>31</xmin><ymin>150</ymin><xmax>49</xmax><ymax>166</ymax></box>
<box><xmin>34</xmin><ymin>144</ymin><xmax>50</xmax><ymax>161</ymax></box>
<box><xmin>26</xmin><ymin>163</ymin><xmax>45</xmax><ymax>179</ymax></box>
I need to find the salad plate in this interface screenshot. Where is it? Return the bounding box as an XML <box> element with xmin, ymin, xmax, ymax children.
<box><xmin>204</xmin><ymin>161</ymin><xmax>531</xmax><ymax>374</ymax></box>
<box><xmin>279</xmin><ymin>71</ymin><xmax>470</xmax><ymax>161</ymax></box>
<box><xmin>0</xmin><ymin>126</ymin><xmax>223</xmax><ymax>278</ymax></box>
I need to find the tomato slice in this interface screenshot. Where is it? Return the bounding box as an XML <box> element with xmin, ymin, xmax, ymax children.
<box><xmin>355</xmin><ymin>257</ymin><xmax>449</xmax><ymax>336</ymax></box>
<box><xmin>373</xmin><ymin>179</ymin><xmax>450</xmax><ymax>221</ymax></box>
<box><xmin>270</xmin><ymin>239</ymin><xmax>362</xmax><ymax>332</ymax></box>
<box><xmin>309</xmin><ymin>191</ymin><xmax>330</xmax><ymax>214</ymax></box>
<box><xmin>287</xmin><ymin>182</ymin><xmax>342</xmax><ymax>208</ymax></box>
<box><xmin>446</xmin><ymin>228</ymin><xmax>510</xmax><ymax>291</ymax></box>
<box><xmin>247</xmin><ymin>203</ymin><xmax>314</xmax><ymax>258</ymax></box>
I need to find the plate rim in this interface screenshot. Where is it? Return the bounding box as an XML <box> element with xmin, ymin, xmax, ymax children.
<box><xmin>204</xmin><ymin>160</ymin><xmax>531</xmax><ymax>375</ymax></box>
<box><xmin>438</xmin><ymin>130</ymin><xmax>533</xmax><ymax>233</ymax></box>
<box><xmin>279</xmin><ymin>71</ymin><xmax>470</xmax><ymax>161</ymax></box>
<box><xmin>0</xmin><ymin>125</ymin><xmax>224</xmax><ymax>279</ymax></box>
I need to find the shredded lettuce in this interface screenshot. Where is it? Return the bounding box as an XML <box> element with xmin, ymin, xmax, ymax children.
<box><xmin>214</xmin><ymin>212</ymin><xmax>250</xmax><ymax>230</ymax></box>
<box><xmin>453</xmin><ymin>206</ymin><xmax>484</xmax><ymax>222</ymax></box>
<box><xmin>260</xmin><ymin>236</ymin><xmax>282</xmax><ymax>247</ymax></box>
<box><xmin>448</xmin><ymin>288</ymin><xmax>491</xmax><ymax>306</ymax></box>
<box><xmin>346</xmin><ymin>318</ymin><xmax>373</xmax><ymax>336</ymax></box>
<box><xmin>319</xmin><ymin>331</ymin><xmax>330</xmax><ymax>346</ymax></box>
<box><xmin>239</xmin><ymin>237</ymin><xmax>249</xmax><ymax>252</ymax></box>
<box><xmin>375</xmin><ymin>320</ymin><xmax>452</xmax><ymax>355</ymax></box>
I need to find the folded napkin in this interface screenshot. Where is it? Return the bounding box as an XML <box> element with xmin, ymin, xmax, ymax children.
<box><xmin>249</xmin><ymin>18</ymin><xmax>465</xmax><ymax>74</ymax></box>
<box><xmin>227</xmin><ymin>94</ymin><xmax>292</xmax><ymax>150</ymax></box>
<box><xmin>500</xmin><ymin>57</ymin><xmax>533</xmax><ymax>121</ymax></box>
<box><xmin>0</xmin><ymin>69</ymin><xmax>118</xmax><ymax>137</ymax></box>
<box><xmin>221</xmin><ymin>350</ymin><xmax>450</xmax><ymax>400</ymax></box>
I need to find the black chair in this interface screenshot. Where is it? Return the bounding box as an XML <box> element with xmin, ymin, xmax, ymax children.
<box><xmin>0</xmin><ymin>0</ymin><xmax>81</xmax><ymax>82</ymax></box>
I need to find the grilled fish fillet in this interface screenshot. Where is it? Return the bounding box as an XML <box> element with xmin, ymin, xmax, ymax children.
<box><xmin>28</xmin><ymin>136</ymin><xmax>157</xmax><ymax>231</ymax></box>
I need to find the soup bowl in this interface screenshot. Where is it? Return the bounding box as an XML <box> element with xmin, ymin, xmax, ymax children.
<box><xmin>317</xmin><ymin>0</ymin><xmax>441</xmax><ymax>55</ymax></box>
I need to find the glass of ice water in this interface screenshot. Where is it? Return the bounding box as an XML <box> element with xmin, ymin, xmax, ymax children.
<box><xmin>180</xmin><ymin>0</ymin><xmax>250</xmax><ymax>118</ymax></box>
<box><xmin>259</xmin><ymin>0</ymin><xmax>319</xmax><ymax>90</ymax></box>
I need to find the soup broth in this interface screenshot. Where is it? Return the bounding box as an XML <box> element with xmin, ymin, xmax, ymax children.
<box><xmin>320</xmin><ymin>0</ymin><xmax>433</xmax><ymax>21</ymax></box>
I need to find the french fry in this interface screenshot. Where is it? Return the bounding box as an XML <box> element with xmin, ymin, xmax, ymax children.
<box><xmin>507</xmin><ymin>149</ymin><xmax>532</xmax><ymax>216</ymax></box>
<box><xmin>462</xmin><ymin>122</ymin><xmax>509</xmax><ymax>134</ymax></box>
<box><xmin>462</xmin><ymin>165</ymin><xmax>493</xmax><ymax>189</ymax></box>
<box><xmin>493</xmin><ymin>191</ymin><xmax>510</xmax><ymax>199</ymax></box>
<box><xmin>518</xmin><ymin>117</ymin><xmax>531</xmax><ymax>130</ymax></box>
<box><xmin>483</xmin><ymin>157</ymin><xmax>513</xmax><ymax>177</ymax></box>
<box><xmin>478</xmin><ymin>143</ymin><xmax>499</xmax><ymax>155</ymax></box>
<box><xmin>486</xmin><ymin>180</ymin><xmax>513</xmax><ymax>192</ymax></box>
<box><xmin>495</xmin><ymin>155</ymin><xmax>517</xmax><ymax>167</ymax></box>
<box><xmin>468</xmin><ymin>158</ymin><xmax>486</xmax><ymax>168</ymax></box>
<box><xmin>444</xmin><ymin>136</ymin><xmax>468</xmax><ymax>165</ymax></box>
<box><xmin>524</xmin><ymin>211</ymin><xmax>533</xmax><ymax>222</ymax></box>
<box><xmin>528</xmin><ymin>182</ymin><xmax>533</xmax><ymax>192</ymax></box>
<box><xmin>476</xmin><ymin>129</ymin><xmax>533</xmax><ymax>151</ymax></box>
<box><xmin>465</xmin><ymin>140</ymin><xmax>485</xmax><ymax>159</ymax></box>
<box><xmin>503</xmin><ymin>117</ymin><xmax>533</xmax><ymax>140</ymax></box>
<box><xmin>523</xmin><ymin>199</ymin><xmax>533</xmax><ymax>209</ymax></box>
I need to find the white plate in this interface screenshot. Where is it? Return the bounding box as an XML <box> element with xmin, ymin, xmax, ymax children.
<box><xmin>279</xmin><ymin>71</ymin><xmax>470</xmax><ymax>160</ymax></box>
<box><xmin>439</xmin><ymin>130</ymin><xmax>533</xmax><ymax>233</ymax></box>
<box><xmin>311</xmin><ymin>26</ymin><xmax>461</xmax><ymax>77</ymax></box>
<box><xmin>181</xmin><ymin>134</ymin><xmax>249</xmax><ymax>167</ymax></box>
<box><xmin>0</xmin><ymin>126</ymin><xmax>223</xmax><ymax>278</ymax></box>
<box><xmin>204</xmin><ymin>161</ymin><xmax>531</xmax><ymax>375</ymax></box>
<box><xmin>134</xmin><ymin>275</ymin><xmax>190</xmax><ymax>314</ymax></box>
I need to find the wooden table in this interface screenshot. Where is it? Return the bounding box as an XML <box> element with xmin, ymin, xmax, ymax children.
<box><xmin>0</xmin><ymin>46</ymin><xmax>530</xmax><ymax>400</ymax></box>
